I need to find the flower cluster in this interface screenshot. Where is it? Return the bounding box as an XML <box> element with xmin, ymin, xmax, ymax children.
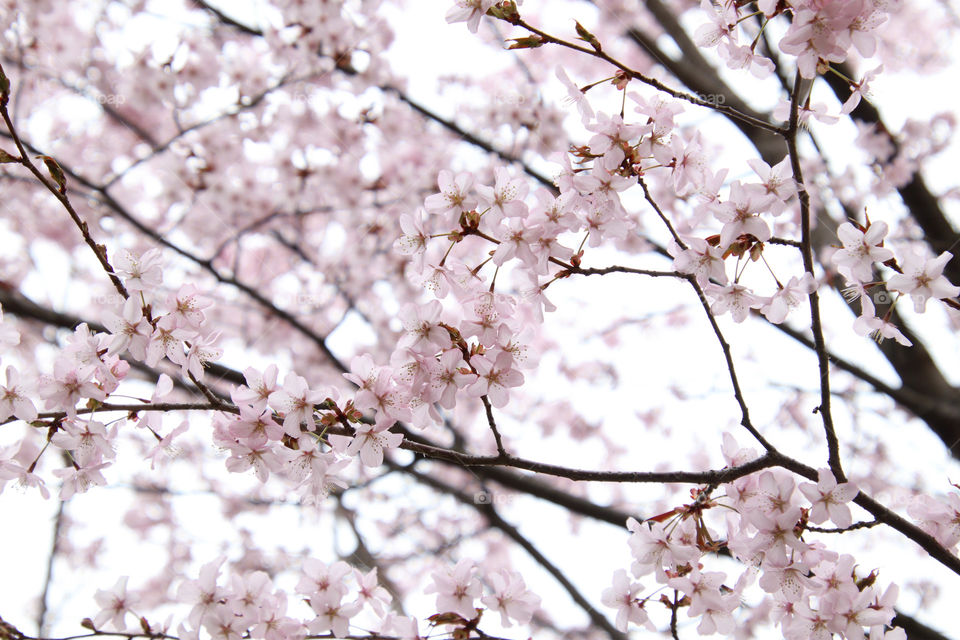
<box><xmin>601</xmin><ymin>436</ymin><xmax>902</xmax><ymax>638</ymax></box>
<box><xmin>831</xmin><ymin>220</ymin><xmax>959</xmax><ymax>345</ymax></box>
<box><xmin>696</xmin><ymin>0</ymin><xmax>888</xmax><ymax>99</ymax></box>
<box><xmin>91</xmin><ymin>556</ymin><xmax>541</xmax><ymax>640</ymax></box>
<box><xmin>0</xmin><ymin>249</ymin><xmax>226</xmax><ymax>499</ymax></box>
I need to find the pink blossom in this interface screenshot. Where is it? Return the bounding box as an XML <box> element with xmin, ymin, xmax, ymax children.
<box><xmin>223</xmin><ymin>440</ymin><xmax>284</xmax><ymax>482</ymax></box>
<box><xmin>428</xmin><ymin>349</ymin><xmax>476</xmax><ymax>409</ymax></box>
<box><xmin>145</xmin><ymin>419</ymin><xmax>189</xmax><ymax>470</ymax></box>
<box><xmin>426</xmin><ymin>558</ymin><xmax>482</xmax><ymax>619</ymax></box>
<box><xmin>424</xmin><ymin>170</ymin><xmax>475</xmax><ymax>219</ymax></box>
<box><xmin>758</xmin><ymin>546</ymin><xmax>817</xmax><ymax>602</ymax></box>
<box><xmin>555</xmin><ymin>66</ymin><xmax>593</xmax><ymax>122</ymax></box>
<box><xmin>467</xmin><ymin>351</ymin><xmax>524</xmax><ymax>408</ymax></box>
<box><xmin>747</xmin><ymin>156</ymin><xmax>798</xmax><ymax>206</ymax></box>
<box><xmin>600</xmin><ymin>569</ymin><xmax>653</xmax><ymax>632</ymax></box>
<box><xmin>694</xmin><ymin>0</ymin><xmax>737</xmax><ymax>48</ymax></box>
<box><xmin>328</xmin><ymin>423</ymin><xmax>403</xmax><ymax>467</ymax></box>
<box><xmin>145</xmin><ymin>316</ymin><xmax>192</xmax><ymax>369</ymax></box>
<box><xmin>50</xmin><ymin>419</ymin><xmax>116</xmax><ymax>465</ymax></box>
<box><xmin>761</xmin><ymin>273</ymin><xmax>817</xmax><ymax>324</ymax></box>
<box><xmin>842</xmin><ymin>66</ymin><xmax>883</xmax><ymax>114</ymax></box>
<box><xmin>398</xmin><ymin>300</ymin><xmax>449</xmax><ymax>352</ymax></box>
<box><xmin>627</xmin><ymin>518</ymin><xmax>701</xmax><ymax>580</ymax></box>
<box><xmin>887</xmin><ymin>249</ymin><xmax>960</xmax><ymax>312</ymax></box>
<box><xmin>39</xmin><ymin>359</ymin><xmax>105</xmax><ymax>417</ymax></box>
<box><xmin>182</xmin><ymin>331</ymin><xmax>222</xmax><ymax>380</ymax></box>
<box><xmin>799</xmin><ymin>468</ymin><xmax>859</xmax><ymax>527</ymax></box>
<box><xmin>832</xmin><ymin>221</ymin><xmax>895</xmax><ymax>283</ymax></box>
<box><xmin>853</xmin><ymin>314</ymin><xmax>912</xmax><ymax>346</ymax></box>
<box><xmin>705</xmin><ymin>283</ymin><xmax>766</xmax><ymax>323</ymax></box>
<box><xmin>668</xmin><ymin>568</ymin><xmax>738</xmax><ymax>635</ymax></box>
<box><xmin>394</xmin><ymin>209</ymin><xmax>430</xmax><ymax>269</ymax></box>
<box><xmin>296</xmin><ymin>559</ymin><xmax>352</xmax><ymax>601</ymax></box>
<box><xmin>228</xmin><ymin>404</ymin><xmax>284</xmax><ymax>446</ymax></box>
<box><xmin>445</xmin><ymin>0</ymin><xmax>495</xmax><ymax>34</ymax></box>
<box><xmin>491</xmin><ymin>218</ymin><xmax>538</xmax><ymax>267</ymax></box>
<box><xmin>907</xmin><ymin>492</ymin><xmax>960</xmax><ymax>549</ymax></box>
<box><xmin>203</xmin><ymin>603</ymin><xmax>249</xmax><ymax>640</ymax></box>
<box><xmin>354</xmin><ymin>567</ymin><xmax>392</xmax><ymax>617</ymax></box>
<box><xmin>307</xmin><ymin>591</ymin><xmax>360</xmax><ymax>638</ymax></box>
<box><xmin>232</xmin><ymin>365</ymin><xmax>280</xmax><ymax>411</ymax></box>
<box><xmin>711</xmin><ymin>181</ymin><xmax>774</xmax><ymax>249</ymax></box>
<box><xmin>53</xmin><ymin>460</ymin><xmax>111</xmax><ymax>499</ymax></box>
<box><xmin>0</xmin><ymin>365</ymin><xmax>38</xmax><ymax>423</ymax></box>
<box><xmin>480</xmin><ymin>569</ymin><xmax>540</xmax><ymax>627</ymax></box>
<box><xmin>114</xmin><ymin>248</ymin><xmax>164</xmax><ymax>292</ymax></box>
<box><xmin>178</xmin><ymin>557</ymin><xmax>227</xmax><ymax>628</ymax></box>
<box><xmin>476</xmin><ymin>167</ymin><xmax>529</xmax><ymax>224</ymax></box>
<box><xmin>105</xmin><ymin>297</ymin><xmax>151</xmax><ymax>359</ymax></box>
<box><xmin>267</xmin><ymin>373</ymin><xmax>329</xmax><ymax>437</ymax></box>
<box><xmin>669</xmin><ymin>236</ymin><xmax>728</xmax><ymax>286</ymax></box>
<box><xmin>94</xmin><ymin>576</ymin><xmax>139</xmax><ymax>630</ymax></box>
<box><xmin>167</xmin><ymin>284</ymin><xmax>211</xmax><ymax>329</ymax></box>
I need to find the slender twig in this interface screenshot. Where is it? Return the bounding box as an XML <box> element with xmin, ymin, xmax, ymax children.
<box><xmin>479</xmin><ymin>395</ymin><xmax>507</xmax><ymax>456</ymax></box>
<box><xmin>0</xmin><ymin>64</ymin><xmax>128</xmax><ymax>300</ymax></box>
<box><xmin>785</xmin><ymin>72</ymin><xmax>843</xmax><ymax>482</ymax></box>
<box><xmin>36</xmin><ymin>500</ymin><xmax>65</xmax><ymax>636</ymax></box>
<box><xmin>511</xmin><ymin>17</ymin><xmax>784</xmax><ymax>135</ymax></box>
<box><xmin>804</xmin><ymin>520</ymin><xmax>881</xmax><ymax>534</ymax></box>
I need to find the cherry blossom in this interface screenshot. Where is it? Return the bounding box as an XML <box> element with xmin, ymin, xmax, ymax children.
<box><xmin>0</xmin><ymin>1</ymin><xmax>953</xmax><ymax>638</ymax></box>
<box><xmin>467</xmin><ymin>351</ymin><xmax>524</xmax><ymax>408</ymax></box>
<box><xmin>105</xmin><ymin>297</ymin><xmax>151</xmax><ymax>359</ymax></box>
<box><xmin>832</xmin><ymin>221</ymin><xmax>895</xmax><ymax>283</ymax></box>
<box><xmin>799</xmin><ymin>468</ymin><xmax>859</xmax><ymax>528</ymax></box>
<box><xmin>426</xmin><ymin>558</ymin><xmax>482</xmax><ymax>620</ymax></box>
<box><xmin>267</xmin><ymin>373</ymin><xmax>329</xmax><ymax>437</ymax></box>
<box><xmin>705</xmin><ymin>283</ymin><xmax>767</xmax><ymax>323</ymax></box>
<box><xmin>328</xmin><ymin>422</ymin><xmax>403</xmax><ymax>467</ymax></box>
<box><xmin>761</xmin><ymin>273</ymin><xmax>817</xmax><ymax>324</ymax></box>
<box><xmin>93</xmin><ymin>577</ymin><xmax>140</xmax><ymax>630</ymax></box>
<box><xmin>600</xmin><ymin>569</ymin><xmax>653</xmax><ymax>632</ymax></box>
<box><xmin>306</xmin><ymin>591</ymin><xmax>360</xmax><ymax>638</ymax></box>
<box><xmin>424</xmin><ymin>170</ymin><xmax>476</xmax><ymax>219</ymax></box>
<box><xmin>445</xmin><ymin>0</ymin><xmax>496</xmax><ymax>34</ymax></box>
<box><xmin>53</xmin><ymin>460</ymin><xmax>111</xmax><ymax>499</ymax></box>
<box><xmin>555</xmin><ymin>66</ymin><xmax>594</xmax><ymax>122</ymax></box>
<box><xmin>113</xmin><ymin>248</ymin><xmax>164</xmax><ymax>292</ymax></box>
<box><xmin>479</xmin><ymin>570</ymin><xmax>540</xmax><ymax>627</ymax></box>
<box><xmin>476</xmin><ymin>167</ymin><xmax>529</xmax><ymax>224</ymax></box>
<box><xmin>669</xmin><ymin>236</ymin><xmax>728</xmax><ymax>286</ymax></box>
<box><xmin>713</xmin><ymin>181</ymin><xmax>775</xmax><ymax>247</ymax></box>
<box><xmin>0</xmin><ymin>365</ymin><xmax>38</xmax><ymax>423</ymax></box>
<box><xmin>886</xmin><ymin>249</ymin><xmax>960</xmax><ymax>312</ymax></box>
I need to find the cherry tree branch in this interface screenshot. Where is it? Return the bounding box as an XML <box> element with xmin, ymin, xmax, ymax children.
<box><xmin>508</xmin><ymin>16</ymin><xmax>784</xmax><ymax>136</ymax></box>
<box><xmin>0</xmin><ymin>138</ymin><xmax>349</xmax><ymax>376</ymax></box>
<box><xmin>478</xmin><ymin>396</ymin><xmax>507</xmax><ymax>457</ymax></box>
<box><xmin>0</xmin><ymin>64</ymin><xmax>128</xmax><ymax>301</ymax></box>
<box><xmin>786</xmin><ymin>72</ymin><xmax>844</xmax><ymax>482</ymax></box>
<box><xmin>36</xmin><ymin>500</ymin><xmax>65</xmax><ymax>637</ymax></box>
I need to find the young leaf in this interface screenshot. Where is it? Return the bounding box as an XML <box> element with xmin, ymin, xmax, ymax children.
<box><xmin>575</xmin><ymin>21</ymin><xmax>602</xmax><ymax>52</ymax></box>
<box><xmin>37</xmin><ymin>155</ymin><xmax>67</xmax><ymax>194</ymax></box>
